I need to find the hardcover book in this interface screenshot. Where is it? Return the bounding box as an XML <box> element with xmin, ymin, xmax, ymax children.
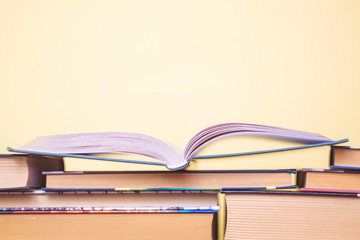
<box><xmin>0</xmin><ymin>212</ymin><xmax>217</xmax><ymax>240</ymax></box>
<box><xmin>7</xmin><ymin>123</ymin><xmax>347</xmax><ymax>171</ymax></box>
<box><xmin>223</xmin><ymin>191</ymin><xmax>360</xmax><ymax>240</ymax></box>
<box><xmin>330</xmin><ymin>146</ymin><xmax>360</xmax><ymax>170</ymax></box>
<box><xmin>63</xmin><ymin>135</ymin><xmax>340</xmax><ymax>171</ymax></box>
<box><xmin>298</xmin><ymin>168</ymin><xmax>360</xmax><ymax>193</ymax></box>
<box><xmin>0</xmin><ymin>155</ymin><xmax>63</xmax><ymax>190</ymax></box>
<box><xmin>0</xmin><ymin>191</ymin><xmax>218</xmax><ymax>208</ymax></box>
<box><xmin>42</xmin><ymin>169</ymin><xmax>297</xmax><ymax>191</ymax></box>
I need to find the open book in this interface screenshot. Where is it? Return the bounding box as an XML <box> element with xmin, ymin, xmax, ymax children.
<box><xmin>8</xmin><ymin>123</ymin><xmax>347</xmax><ymax>170</ymax></box>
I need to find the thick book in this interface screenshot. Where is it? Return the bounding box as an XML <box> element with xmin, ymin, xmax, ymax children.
<box><xmin>0</xmin><ymin>212</ymin><xmax>216</xmax><ymax>240</ymax></box>
<box><xmin>42</xmin><ymin>169</ymin><xmax>297</xmax><ymax>191</ymax></box>
<box><xmin>330</xmin><ymin>146</ymin><xmax>360</xmax><ymax>170</ymax></box>
<box><xmin>0</xmin><ymin>155</ymin><xmax>63</xmax><ymax>190</ymax></box>
<box><xmin>298</xmin><ymin>168</ymin><xmax>360</xmax><ymax>193</ymax></box>
<box><xmin>7</xmin><ymin>123</ymin><xmax>347</xmax><ymax>171</ymax></box>
<box><xmin>223</xmin><ymin>191</ymin><xmax>360</xmax><ymax>240</ymax></box>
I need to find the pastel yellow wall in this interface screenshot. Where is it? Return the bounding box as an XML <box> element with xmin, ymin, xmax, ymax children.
<box><xmin>1</xmin><ymin>0</ymin><xmax>359</xmax><ymax>152</ymax></box>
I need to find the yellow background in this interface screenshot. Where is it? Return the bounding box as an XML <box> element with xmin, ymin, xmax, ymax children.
<box><xmin>1</xmin><ymin>0</ymin><xmax>359</xmax><ymax>152</ymax></box>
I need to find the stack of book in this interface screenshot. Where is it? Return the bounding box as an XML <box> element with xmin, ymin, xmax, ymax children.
<box><xmin>1</xmin><ymin>123</ymin><xmax>360</xmax><ymax>239</ymax></box>
<box><xmin>224</xmin><ymin>146</ymin><xmax>360</xmax><ymax>239</ymax></box>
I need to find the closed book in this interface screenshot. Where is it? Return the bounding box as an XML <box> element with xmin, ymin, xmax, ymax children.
<box><xmin>0</xmin><ymin>212</ymin><xmax>216</xmax><ymax>240</ymax></box>
<box><xmin>330</xmin><ymin>146</ymin><xmax>360</xmax><ymax>170</ymax></box>
<box><xmin>223</xmin><ymin>191</ymin><xmax>360</xmax><ymax>240</ymax></box>
<box><xmin>298</xmin><ymin>168</ymin><xmax>360</xmax><ymax>193</ymax></box>
<box><xmin>0</xmin><ymin>191</ymin><xmax>218</xmax><ymax>208</ymax></box>
<box><xmin>42</xmin><ymin>169</ymin><xmax>297</xmax><ymax>191</ymax></box>
<box><xmin>0</xmin><ymin>155</ymin><xmax>63</xmax><ymax>190</ymax></box>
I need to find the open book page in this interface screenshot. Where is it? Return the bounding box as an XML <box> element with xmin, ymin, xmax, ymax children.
<box><xmin>14</xmin><ymin>132</ymin><xmax>186</xmax><ymax>170</ymax></box>
<box><xmin>8</xmin><ymin>123</ymin><xmax>345</xmax><ymax>170</ymax></box>
<box><xmin>183</xmin><ymin>123</ymin><xmax>333</xmax><ymax>160</ymax></box>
